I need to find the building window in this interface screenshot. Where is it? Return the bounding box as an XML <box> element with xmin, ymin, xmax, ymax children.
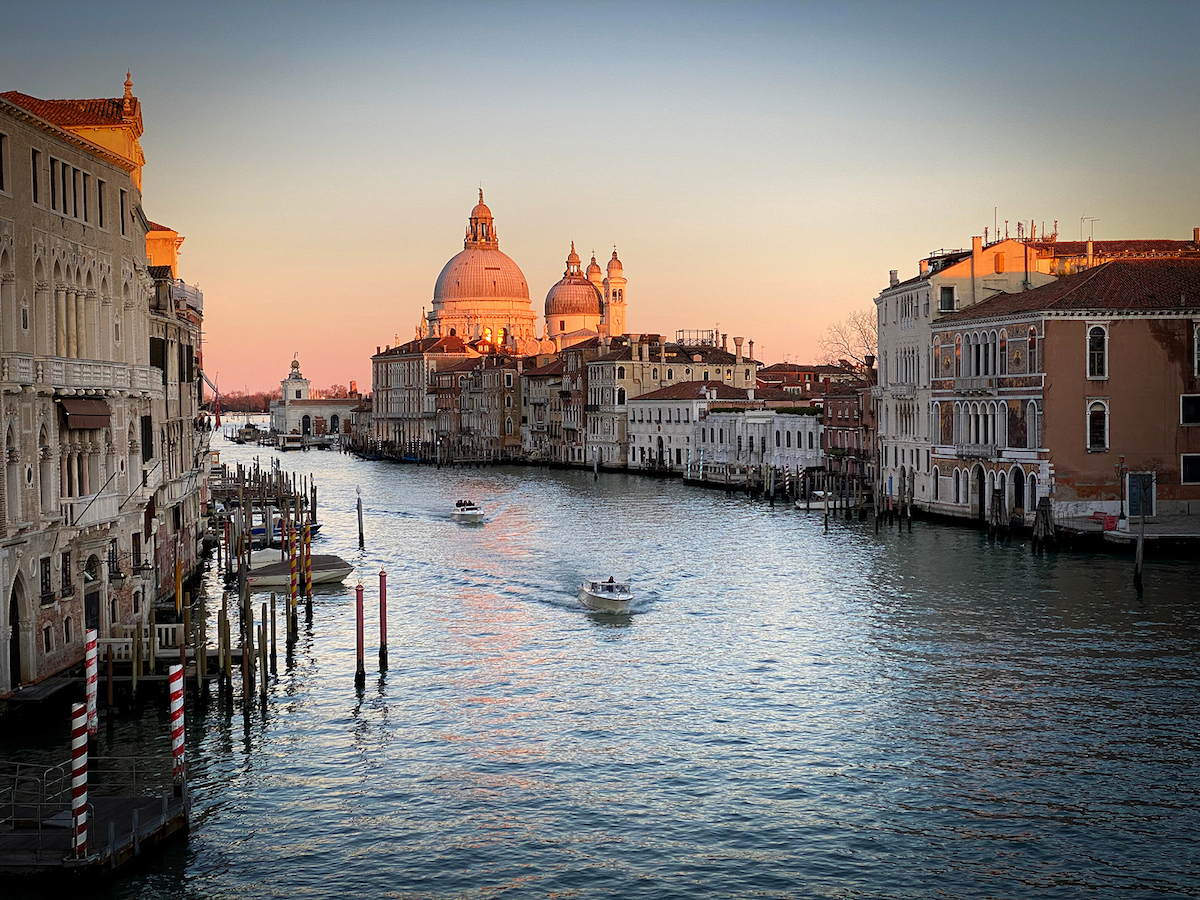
<box><xmin>40</xmin><ymin>557</ymin><xmax>52</xmax><ymax>602</ymax></box>
<box><xmin>0</xmin><ymin>131</ymin><xmax>7</xmax><ymax>193</ymax></box>
<box><xmin>505</xmin><ymin>372</ymin><xmax>513</xmax><ymax>388</ymax></box>
<box><xmin>667</xmin><ymin>369</ymin><xmax>673</xmax><ymax>380</ymax></box>
<box><xmin>1182</xmin><ymin>395</ymin><xmax>1200</xmax><ymax>425</ymax></box>
<box><xmin>939</xmin><ymin>286</ymin><xmax>955</xmax><ymax>313</ymax></box>
<box><xmin>82</xmin><ymin>172</ymin><xmax>90</xmax><ymax>222</ymax></box>
<box><xmin>63</xmin><ymin>617</ymin><xmax>73</xmax><ymax>645</ymax></box>
<box><xmin>1183</xmin><ymin>454</ymin><xmax>1200</xmax><ymax>484</ymax></box>
<box><xmin>1087</xmin><ymin>400</ymin><xmax>1108</xmax><ymax>452</ymax></box>
<box><xmin>61</xmin><ymin>552</ymin><xmax>72</xmax><ymax>594</ymax></box>
<box><xmin>97</xmin><ymin>178</ymin><xmax>105</xmax><ymax>227</ymax></box>
<box><xmin>932</xmin><ymin>467</ymin><xmax>940</xmax><ymax>500</ymax></box>
<box><xmin>120</xmin><ymin>188</ymin><xmax>128</xmax><ymax>236</ymax></box>
<box><xmin>43</xmin><ymin>625</ymin><xmax>53</xmax><ymax>653</ymax></box>
<box><xmin>954</xmin><ymin>469</ymin><xmax>961</xmax><ymax>504</ymax></box>
<box><xmin>30</xmin><ymin>148</ymin><xmax>40</xmax><ymax>204</ymax></box>
<box><xmin>1087</xmin><ymin>325</ymin><xmax>1107</xmax><ymax>379</ymax></box>
<box><xmin>1029</xmin><ymin>326</ymin><xmax>1038</xmax><ymax>374</ymax></box>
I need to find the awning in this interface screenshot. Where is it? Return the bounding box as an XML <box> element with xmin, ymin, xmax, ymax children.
<box><xmin>59</xmin><ymin>398</ymin><xmax>112</xmax><ymax>429</ymax></box>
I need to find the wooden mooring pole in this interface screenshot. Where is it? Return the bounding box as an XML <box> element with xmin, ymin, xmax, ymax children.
<box><xmin>355</xmin><ymin>581</ymin><xmax>366</xmax><ymax>688</ymax></box>
<box><xmin>379</xmin><ymin>569</ymin><xmax>388</xmax><ymax>671</ymax></box>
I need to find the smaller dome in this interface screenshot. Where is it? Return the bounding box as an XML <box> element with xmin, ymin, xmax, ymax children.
<box><xmin>607</xmin><ymin>249</ymin><xmax>623</xmax><ymax>274</ymax></box>
<box><xmin>290</xmin><ymin>358</ymin><xmax>300</xmax><ymax>370</ymax></box>
<box><xmin>587</xmin><ymin>254</ymin><xmax>602</xmax><ymax>279</ymax></box>
<box><xmin>545</xmin><ymin>279</ymin><xmax>602</xmax><ymax>318</ymax></box>
<box><xmin>566</xmin><ymin>241</ymin><xmax>581</xmax><ymax>268</ymax></box>
<box><xmin>471</xmin><ymin>188</ymin><xmax>491</xmax><ymax>221</ymax></box>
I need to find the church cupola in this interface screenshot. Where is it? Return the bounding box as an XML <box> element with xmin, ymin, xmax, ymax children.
<box><xmin>564</xmin><ymin>242</ymin><xmax>582</xmax><ymax>277</ymax></box>
<box><xmin>464</xmin><ymin>189</ymin><xmax>499</xmax><ymax>249</ymax></box>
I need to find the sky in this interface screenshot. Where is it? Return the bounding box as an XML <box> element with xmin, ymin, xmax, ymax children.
<box><xmin>3</xmin><ymin>1</ymin><xmax>1199</xmax><ymax>393</ymax></box>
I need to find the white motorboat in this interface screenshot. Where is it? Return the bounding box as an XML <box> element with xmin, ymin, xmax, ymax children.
<box><xmin>452</xmin><ymin>499</ymin><xmax>484</xmax><ymax>524</ymax></box>
<box><xmin>577</xmin><ymin>578</ymin><xmax>632</xmax><ymax>613</ymax></box>
<box><xmin>245</xmin><ymin>554</ymin><xmax>354</xmax><ymax>589</ymax></box>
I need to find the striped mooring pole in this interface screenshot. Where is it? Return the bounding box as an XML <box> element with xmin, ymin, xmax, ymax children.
<box><xmin>304</xmin><ymin>522</ymin><xmax>313</xmax><ymax>619</ymax></box>
<box><xmin>70</xmin><ymin>702</ymin><xmax>88</xmax><ymax>858</ymax></box>
<box><xmin>84</xmin><ymin>628</ymin><xmax>98</xmax><ymax>735</ymax></box>
<box><xmin>289</xmin><ymin>525</ymin><xmax>298</xmax><ymax>609</ymax></box>
<box><xmin>169</xmin><ymin>664</ymin><xmax>185</xmax><ymax>783</ymax></box>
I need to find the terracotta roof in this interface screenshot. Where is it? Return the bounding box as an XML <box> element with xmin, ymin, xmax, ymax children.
<box><xmin>1027</xmin><ymin>239</ymin><xmax>1200</xmax><ymax>256</ymax></box>
<box><xmin>0</xmin><ymin>91</ymin><xmax>136</xmax><ymax>128</ymax></box>
<box><xmin>938</xmin><ymin>258</ymin><xmax>1200</xmax><ymax>323</ymax></box>
<box><xmin>524</xmin><ymin>359</ymin><xmax>564</xmax><ymax>377</ymax></box>
<box><xmin>374</xmin><ymin>335</ymin><xmax>471</xmax><ymax>358</ymax></box>
<box><xmin>630</xmin><ymin>381</ymin><xmax>790</xmax><ymax>402</ymax></box>
<box><xmin>147</xmin><ymin>221</ymin><xmax>175</xmax><ymax>233</ymax></box>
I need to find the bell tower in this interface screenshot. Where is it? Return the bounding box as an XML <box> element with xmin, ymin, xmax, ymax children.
<box><xmin>602</xmin><ymin>249</ymin><xmax>627</xmax><ymax>337</ymax></box>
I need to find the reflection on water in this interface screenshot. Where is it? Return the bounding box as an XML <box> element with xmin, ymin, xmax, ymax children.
<box><xmin>3</xmin><ymin>439</ymin><xmax>1198</xmax><ymax>899</ymax></box>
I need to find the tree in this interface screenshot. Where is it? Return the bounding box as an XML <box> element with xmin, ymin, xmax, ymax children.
<box><xmin>818</xmin><ymin>308</ymin><xmax>877</xmax><ymax>371</ymax></box>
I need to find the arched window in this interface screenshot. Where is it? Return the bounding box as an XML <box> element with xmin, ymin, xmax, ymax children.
<box><xmin>1027</xmin><ymin>400</ymin><xmax>1038</xmax><ymax>449</ymax></box>
<box><xmin>955</xmin><ymin>335</ymin><xmax>962</xmax><ymax>377</ymax></box>
<box><xmin>617</xmin><ymin>366</ymin><xmax>625</xmax><ymax>379</ymax></box>
<box><xmin>652</xmin><ymin>368</ymin><xmax>659</xmax><ymax>380</ymax></box>
<box><xmin>1028</xmin><ymin>326</ymin><xmax>1038</xmax><ymax>373</ymax></box>
<box><xmin>1028</xmin><ymin>473</ymin><xmax>1038</xmax><ymax>509</ymax></box>
<box><xmin>775</xmin><ymin>430</ymin><xmax>781</xmax><ymax>447</ymax></box>
<box><xmin>617</xmin><ymin>388</ymin><xmax>626</xmax><ymax>405</ymax></box>
<box><xmin>505</xmin><ymin>417</ymin><xmax>513</xmax><ymax>435</ymax></box>
<box><xmin>808</xmin><ymin>431</ymin><xmax>814</xmax><ymax>449</ymax></box>
<box><xmin>1088</xmin><ymin>325</ymin><xmax>1107</xmax><ymax>378</ymax></box>
<box><xmin>786</xmin><ymin>430</ymin><xmax>792</xmax><ymax>448</ymax></box>
<box><xmin>932</xmin><ymin>466</ymin><xmax>940</xmax><ymax>500</ymax></box>
<box><xmin>954</xmin><ymin>468</ymin><xmax>961</xmax><ymax>504</ymax></box>
<box><xmin>999</xmin><ymin>330</ymin><xmax>1008</xmax><ymax>375</ymax></box>
<box><xmin>1088</xmin><ymin>401</ymin><xmax>1108</xmax><ymax>451</ymax></box>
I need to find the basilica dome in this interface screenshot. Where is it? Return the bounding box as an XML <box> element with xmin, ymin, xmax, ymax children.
<box><xmin>431</xmin><ymin>190</ymin><xmax>530</xmax><ymax>304</ymax></box>
<box><xmin>545</xmin><ymin>242</ymin><xmax>602</xmax><ymax>318</ymax></box>
<box><xmin>433</xmin><ymin>247</ymin><xmax>529</xmax><ymax>303</ymax></box>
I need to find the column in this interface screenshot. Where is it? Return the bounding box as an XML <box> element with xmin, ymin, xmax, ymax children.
<box><xmin>55</xmin><ymin>287</ymin><xmax>68</xmax><ymax>356</ymax></box>
<box><xmin>73</xmin><ymin>289</ymin><xmax>86</xmax><ymax>360</ymax></box>
<box><xmin>66</xmin><ymin>290</ymin><xmax>78</xmax><ymax>358</ymax></box>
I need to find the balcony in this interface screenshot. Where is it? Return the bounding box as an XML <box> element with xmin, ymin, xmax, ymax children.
<box><xmin>584</xmin><ymin>404</ymin><xmax>600</xmax><ymax>412</ymax></box>
<box><xmin>954</xmin><ymin>376</ymin><xmax>997</xmax><ymax>395</ymax></box>
<box><xmin>889</xmin><ymin>384</ymin><xmax>915</xmax><ymax>399</ymax></box>
<box><xmin>60</xmin><ymin>490</ymin><xmax>120</xmax><ymax>528</ymax></box>
<box><xmin>956</xmin><ymin>443</ymin><xmax>997</xmax><ymax>460</ymax></box>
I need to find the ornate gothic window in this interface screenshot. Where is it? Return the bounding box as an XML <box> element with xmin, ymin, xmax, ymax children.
<box><xmin>1088</xmin><ymin>326</ymin><xmax>1107</xmax><ymax>379</ymax></box>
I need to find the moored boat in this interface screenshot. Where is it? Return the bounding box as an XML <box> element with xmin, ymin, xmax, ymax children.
<box><xmin>246</xmin><ymin>554</ymin><xmax>354</xmax><ymax>589</ymax></box>
<box><xmin>577</xmin><ymin>577</ymin><xmax>632</xmax><ymax>613</ymax></box>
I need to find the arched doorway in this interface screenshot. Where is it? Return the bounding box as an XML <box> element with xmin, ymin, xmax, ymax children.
<box><xmin>301</xmin><ymin>415</ymin><xmax>312</xmax><ymax>436</ymax></box>
<box><xmin>1012</xmin><ymin>467</ymin><xmax>1026</xmax><ymax>519</ymax></box>
<box><xmin>9</xmin><ymin>577</ymin><xmax>24</xmax><ymax>689</ymax></box>
<box><xmin>656</xmin><ymin>436</ymin><xmax>664</xmax><ymax>467</ymax></box>
<box><xmin>329</xmin><ymin>414</ymin><xmax>340</xmax><ymax>434</ymax></box>
<box><xmin>974</xmin><ymin>466</ymin><xmax>986</xmax><ymax>521</ymax></box>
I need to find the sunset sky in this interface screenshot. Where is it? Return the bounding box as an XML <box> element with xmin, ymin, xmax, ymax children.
<box><xmin>4</xmin><ymin>1</ymin><xmax>1198</xmax><ymax>393</ymax></box>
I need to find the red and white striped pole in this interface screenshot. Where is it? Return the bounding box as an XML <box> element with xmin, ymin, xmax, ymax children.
<box><xmin>355</xmin><ymin>581</ymin><xmax>365</xmax><ymax>688</ymax></box>
<box><xmin>84</xmin><ymin>628</ymin><xmax>98</xmax><ymax>735</ymax></box>
<box><xmin>169</xmin><ymin>664</ymin><xmax>185</xmax><ymax>783</ymax></box>
<box><xmin>70</xmin><ymin>702</ymin><xmax>88</xmax><ymax>858</ymax></box>
<box><xmin>378</xmin><ymin>569</ymin><xmax>388</xmax><ymax>671</ymax></box>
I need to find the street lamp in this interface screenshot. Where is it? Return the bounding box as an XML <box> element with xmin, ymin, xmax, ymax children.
<box><xmin>1115</xmin><ymin>454</ymin><xmax>1128</xmax><ymax>521</ymax></box>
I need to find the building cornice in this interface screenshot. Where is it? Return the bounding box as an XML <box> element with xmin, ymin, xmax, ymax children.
<box><xmin>0</xmin><ymin>97</ymin><xmax>138</xmax><ymax>173</ymax></box>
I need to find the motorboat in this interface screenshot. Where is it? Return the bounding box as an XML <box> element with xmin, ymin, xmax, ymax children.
<box><xmin>452</xmin><ymin>499</ymin><xmax>484</xmax><ymax>524</ymax></box>
<box><xmin>245</xmin><ymin>553</ymin><xmax>354</xmax><ymax>590</ymax></box>
<box><xmin>577</xmin><ymin>578</ymin><xmax>632</xmax><ymax>613</ymax></box>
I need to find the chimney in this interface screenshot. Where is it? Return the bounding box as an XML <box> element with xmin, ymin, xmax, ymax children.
<box><xmin>734</xmin><ymin>336</ymin><xmax>744</xmax><ymax>364</ymax></box>
<box><xmin>376</xmin><ymin>346</ymin><xmax>380</xmax><ymax>356</ymax></box>
<box><xmin>748</xmin><ymin>339</ymin><xmax>754</xmax><ymax>361</ymax></box>
<box><xmin>889</xmin><ymin>269</ymin><xmax>899</xmax><ymax>287</ymax></box>
<box><xmin>1194</xmin><ymin>227</ymin><xmax>1199</xmax><ymax>243</ymax></box>
<box><xmin>1031</xmin><ymin>222</ymin><xmax>1037</xmax><ymax>240</ymax></box>
<box><xmin>972</xmin><ymin>235</ymin><xmax>983</xmax><ymax>257</ymax></box>
<box><xmin>919</xmin><ymin>259</ymin><xmax>929</xmax><ymax>276</ymax></box>
<box><xmin>721</xmin><ymin>333</ymin><xmax>728</xmax><ymax>351</ymax></box>
<box><xmin>350</xmin><ymin>380</ymin><xmax>357</xmax><ymax>395</ymax></box>
<box><xmin>1086</xmin><ymin>239</ymin><xmax>1094</xmax><ymax>267</ymax></box>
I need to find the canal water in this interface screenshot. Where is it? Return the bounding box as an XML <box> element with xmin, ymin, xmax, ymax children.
<box><xmin>6</xmin><ymin>437</ymin><xmax>1200</xmax><ymax>898</ymax></box>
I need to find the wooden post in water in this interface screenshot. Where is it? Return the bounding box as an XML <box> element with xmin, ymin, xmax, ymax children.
<box><xmin>148</xmin><ymin>610</ymin><xmax>157</xmax><ymax>673</ymax></box>
<box><xmin>357</xmin><ymin>486</ymin><xmax>365</xmax><ymax>549</ymax></box>
<box><xmin>132</xmin><ymin>622</ymin><xmax>141</xmax><ymax>700</ymax></box>
<box><xmin>269</xmin><ymin>592</ymin><xmax>277</xmax><ymax>674</ymax></box>
<box><xmin>260</xmin><ymin>602</ymin><xmax>269</xmax><ymax>699</ymax></box>
<box><xmin>379</xmin><ymin>569</ymin><xmax>388</xmax><ymax>671</ymax></box>
<box><xmin>106</xmin><ymin>643</ymin><xmax>114</xmax><ymax>708</ymax></box>
<box><xmin>355</xmin><ymin>581</ymin><xmax>366</xmax><ymax>688</ymax></box>
<box><xmin>304</xmin><ymin>522</ymin><xmax>313</xmax><ymax>620</ymax></box>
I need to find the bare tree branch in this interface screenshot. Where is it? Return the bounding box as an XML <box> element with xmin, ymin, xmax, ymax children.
<box><xmin>818</xmin><ymin>308</ymin><xmax>877</xmax><ymax>370</ymax></box>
